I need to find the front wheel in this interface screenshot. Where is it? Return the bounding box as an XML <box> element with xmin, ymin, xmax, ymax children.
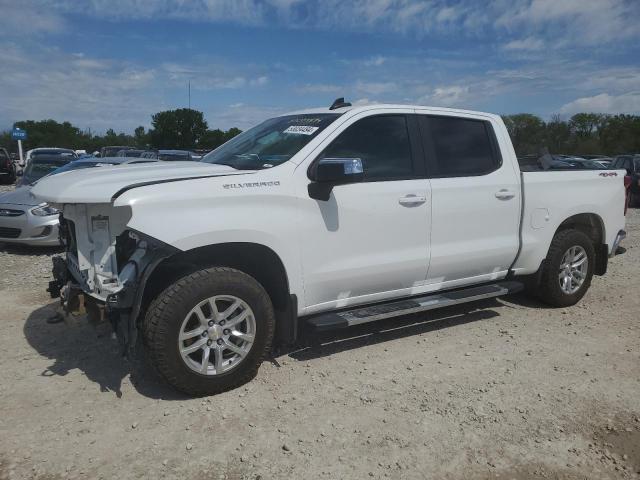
<box><xmin>535</xmin><ymin>229</ymin><xmax>595</xmax><ymax>307</ymax></box>
<box><xmin>143</xmin><ymin>267</ymin><xmax>275</xmax><ymax>396</ymax></box>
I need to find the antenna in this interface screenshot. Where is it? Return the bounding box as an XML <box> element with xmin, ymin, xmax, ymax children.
<box><xmin>329</xmin><ymin>97</ymin><xmax>352</xmax><ymax>110</ymax></box>
<box><xmin>188</xmin><ymin>80</ymin><xmax>191</xmax><ymax>110</ymax></box>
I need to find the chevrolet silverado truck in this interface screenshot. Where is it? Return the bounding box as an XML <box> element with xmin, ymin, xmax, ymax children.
<box><xmin>32</xmin><ymin>99</ymin><xmax>627</xmax><ymax>396</ymax></box>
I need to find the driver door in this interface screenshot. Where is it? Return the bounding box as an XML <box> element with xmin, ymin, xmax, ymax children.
<box><xmin>296</xmin><ymin>112</ymin><xmax>432</xmax><ymax>315</ymax></box>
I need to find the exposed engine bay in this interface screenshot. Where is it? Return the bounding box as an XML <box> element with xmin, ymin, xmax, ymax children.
<box><xmin>48</xmin><ymin>203</ymin><xmax>177</xmax><ymax>352</ymax></box>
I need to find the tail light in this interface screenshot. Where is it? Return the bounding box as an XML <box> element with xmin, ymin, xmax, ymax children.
<box><xmin>624</xmin><ymin>175</ymin><xmax>631</xmax><ymax>215</ymax></box>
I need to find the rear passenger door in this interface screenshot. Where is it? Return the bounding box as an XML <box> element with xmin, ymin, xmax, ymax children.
<box><xmin>417</xmin><ymin>114</ymin><xmax>521</xmax><ymax>289</ymax></box>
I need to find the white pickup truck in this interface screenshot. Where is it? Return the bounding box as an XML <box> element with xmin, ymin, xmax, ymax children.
<box><xmin>33</xmin><ymin>99</ymin><xmax>627</xmax><ymax>396</ymax></box>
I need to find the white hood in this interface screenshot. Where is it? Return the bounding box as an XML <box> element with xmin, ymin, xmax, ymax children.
<box><xmin>31</xmin><ymin>161</ymin><xmax>253</xmax><ymax>204</ymax></box>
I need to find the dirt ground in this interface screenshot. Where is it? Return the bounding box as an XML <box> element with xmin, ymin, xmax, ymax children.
<box><xmin>0</xmin><ymin>185</ymin><xmax>638</xmax><ymax>479</ymax></box>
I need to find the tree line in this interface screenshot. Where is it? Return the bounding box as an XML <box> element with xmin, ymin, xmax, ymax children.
<box><xmin>0</xmin><ymin>108</ymin><xmax>241</xmax><ymax>153</ymax></box>
<box><xmin>502</xmin><ymin>113</ymin><xmax>640</xmax><ymax>157</ymax></box>
<box><xmin>2</xmin><ymin>109</ymin><xmax>639</xmax><ymax>158</ymax></box>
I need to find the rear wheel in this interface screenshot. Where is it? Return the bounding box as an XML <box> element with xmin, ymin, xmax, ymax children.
<box><xmin>143</xmin><ymin>267</ymin><xmax>275</xmax><ymax>396</ymax></box>
<box><xmin>535</xmin><ymin>229</ymin><xmax>595</xmax><ymax>307</ymax></box>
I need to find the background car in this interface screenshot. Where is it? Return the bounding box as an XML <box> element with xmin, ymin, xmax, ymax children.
<box><xmin>518</xmin><ymin>154</ymin><xmax>606</xmax><ymax>171</ymax></box>
<box><xmin>0</xmin><ymin>156</ymin><xmax>159</xmax><ymax>247</ymax></box>
<box><xmin>99</xmin><ymin>145</ymin><xmax>135</xmax><ymax>157</ymax></box>
<box><xmin>49</xmin><ymin>156</ymin><xmax>158</xmax><ymax>174</ymax></box>
<box><xmin>157</xmin><ymin>149</ymin><xmax>195</xmax><ymax>161</ymax></box>
<box><xmin>116</xmin><ymin>149</ymin><xmax>145</xmax><ymax>158</ymax></box>
<box><xmin>23</xmin><ymin>147</ymin><xmax>77</xmax><ymax>167</ymax></box>
<box><xmin>612</xmin><ymin>155</ymin><xmax>640</xmax><ymax>207</ymax></box>
<box><xmin>0</xmin><ymin>155</ymin><xmax>74</xmax><ymax>246</ymax></box>
<box><xmin>0</xmin><ymin>147</ymin><xmax>16</xmax><ymax>184</ymax></box>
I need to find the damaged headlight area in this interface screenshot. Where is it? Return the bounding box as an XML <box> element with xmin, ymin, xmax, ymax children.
<box><xmin>50</xmin><ymin>224</ymin><xmax>178</xmax><ymax>354</ymax></box>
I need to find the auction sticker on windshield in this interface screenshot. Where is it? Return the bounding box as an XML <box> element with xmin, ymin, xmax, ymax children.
<box><xmin>283</xmin><ymin>125</ymin><xmax>319</xmax><ymax>135</ymax></box>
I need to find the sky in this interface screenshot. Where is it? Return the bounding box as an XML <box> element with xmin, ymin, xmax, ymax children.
<box><xmin>1</xmin><ymin>0</ymin><xmax>639</xmax><ymax>134</ymax></box>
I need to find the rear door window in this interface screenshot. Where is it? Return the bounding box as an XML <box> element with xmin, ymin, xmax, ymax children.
<box><xmin>418</xmin><ymin>116</ymin><xmax>501</xmax><ymax>177</ymax></box>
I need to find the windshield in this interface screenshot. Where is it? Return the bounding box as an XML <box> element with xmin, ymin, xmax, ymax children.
<box><xmin>23</xmin><ymin>158</ymin><xmax>72</xmax><ymax>183</ymax></box>
<box><xmin>202</xmin><ymin>113</ymin><xmax>341</xmax><ymax>170</ymax></box>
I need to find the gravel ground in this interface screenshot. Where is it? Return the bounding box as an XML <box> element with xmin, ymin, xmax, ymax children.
<box><xmin>0</xmin><ymin>181</ymin><xmax>638</xmax><ymax>479</ymax></box>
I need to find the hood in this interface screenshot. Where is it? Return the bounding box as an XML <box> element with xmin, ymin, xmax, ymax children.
<box><xmin>31</xmin><ymin>161</ymin><xmax>254</xmax><ymax>204</ymax></box>
<box><xmin>0</xmin><ymin>186</ymin><xmax>41</xmax><ymax>207</ymax></box>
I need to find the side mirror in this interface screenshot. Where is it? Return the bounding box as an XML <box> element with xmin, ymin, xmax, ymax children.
<box><xmin>308</xmin><ymin>157</ymin><xmax>364</xmax><ymax>201</ymax></box>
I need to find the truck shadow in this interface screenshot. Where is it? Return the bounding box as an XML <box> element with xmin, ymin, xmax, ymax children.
<box><xmin>24</xmin><ymin>298</ymin><xmax>507</xmax><ymax>400</ymax></box>
<box><xmin>0</xmin><ymin>243</ymin><xmax>63</xmax><ymax>256</ymax></box>
<box><xmin>23</xmin><ymin>302</ymin><xmax>190</xmax><ymax>401</ymax></box>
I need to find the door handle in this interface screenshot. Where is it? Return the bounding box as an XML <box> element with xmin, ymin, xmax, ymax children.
<box><xmin>398</xmin><ymin>194</ymin><xmax>427</xmax><ymax>206</ymax></box>
<box><xmin>495</xmin><ymin>189</ymin><xmax>516</xmax><ymax>200</ymax></box>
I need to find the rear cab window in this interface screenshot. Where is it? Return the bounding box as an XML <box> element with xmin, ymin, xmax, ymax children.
<box><xmin>417</xmin><ymin>115</ymin><xmax>501</xmax><ymax>178</ymax></box>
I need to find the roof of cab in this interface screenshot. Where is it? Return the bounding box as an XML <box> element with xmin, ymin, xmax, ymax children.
<box><xmin>284</xmin><ymin>103</ymin><xmax>500</xmax><ymax>121</ymax></box>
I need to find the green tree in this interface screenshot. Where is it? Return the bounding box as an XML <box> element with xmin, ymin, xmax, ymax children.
<box><xmin>134</xmin><ymin>126</ymin><xmax>149</xmax><ymax>148</ymax></box>
<box><xmin>149</xmin><ymin>108</ymin><xmax>208</xmax><ymax>149</ymax></box>
<box><xmin>545</xmin><ymin>114</ymin><xmax>571</xmax><ymax>153</ymax></box>
<box><xmin>502</xmin><ymin>114</ymin><xmax>546</xmax><ymax>156</ymax></box>
<box><xmin>199</xmin><ymin>127</ymin><xmax>243</xmax><ymax>150</ymax></box>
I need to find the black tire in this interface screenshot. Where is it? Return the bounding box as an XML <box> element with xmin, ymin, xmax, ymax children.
<box><xmin>143</xmin><ymin>267</ymin><xmax>275</xmax><ymax>396</ymax></box>
<box><xmin>629</xmin><ymin>191</ymin><xmax>640</xmax><ymax>208</ymax></box>
<box><xmin>535</xmin><ymin>229</ymin><xmax>595</xmax><ymax>307</ymax></box>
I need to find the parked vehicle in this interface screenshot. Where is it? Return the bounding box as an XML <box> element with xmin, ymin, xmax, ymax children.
<box><xmin>595</xmin><ymin>158</ymin><xmax>613</xmax><ymax>168</ymax></box>
<box><xmin>49</xmin><ymin>156</ymin><xmax>159</xmax><ymax>175</ymax></box>
<box><xmin>34</xmin><ymin>101</ymin><xmax>627</xmax><ymax>396</ymax></box>
<box><xmin>0</xmin><ymin>157</ymin><xmax>159</xmax><ymax>247</ymax></box>
<box><xmin>612</xmin><ymin>155</ymin><xmax>640</xmax><ymax>207</ymax></box>
<box><xmin>116</xmin><ymin>149</ymin><xmax>145</xmax><ymax>158</ymax></box>
<box><xmin>0</xmin><ymin>147</ymin><xmax>16</xmax><ymax>184</ymax></box>
<box><xmin>518</xmin><ymin>155</ymin><xmax>605</xmax><ymax>170</ymax></box>
<box><xmin>565</xmin><ymin>158</ymin><xmax>607</xmax><ymax>170</ymax></box>
<box><xmin>100</xmin><ymin>146</ymin><xmax>135</xmax><ymax>158</ymax></box>
<box><xmin>23</xmin><ymin>148</ymin><xmax>77</xmax><ymax>168</ymax></box>
<box><xmin>0</xmin><ymin>155</ymin><xmax>74</xmax><ymax>246</ymax></box>
<box><xmin>157</xmin><ymin>149</ymin><xmax>194</xmax><ymax>161</ymax></box>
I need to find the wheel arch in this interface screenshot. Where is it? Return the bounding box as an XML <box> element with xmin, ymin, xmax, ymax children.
<box><xmin>138</xmin><ymin>242</ymin><xmax>297</xmax><ymax>344</ymax></box>
<box><xmin>554</xmin><ymin>212</ymin><xmax>607</xmax><ymax>275</ymax></box>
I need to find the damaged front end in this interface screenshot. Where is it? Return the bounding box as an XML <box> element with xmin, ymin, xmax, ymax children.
<box><xmin>48</xmin><ymin>203</ymin><xmax>178</xmax><ymax>353</ymax></box>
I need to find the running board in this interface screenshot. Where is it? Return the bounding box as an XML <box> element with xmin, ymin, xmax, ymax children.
<box><xmin>305</xmin><ymin>281</ymin><xmax>523</xmax><ymax>331</ymax></box>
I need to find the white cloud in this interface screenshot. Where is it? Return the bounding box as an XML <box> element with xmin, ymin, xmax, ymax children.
<box><xmin>23</xmin><ymin>0</ymin><xmax>640</xmax><ymax>50</ymax></box>
<box><xmin>496</xmin><ymin>0</ymin><xmax>638</xmax><ymax>46</ymax></box>
<box><xmin>559</xmin><ymin>93</ymin><xmax>640</xmax><ymax>115</ymax></box>
<box><xmin>0</xmin><ymin>42</ymin><xmax>160</xmax><ymax>132</ymax></box>
<box><xmin>503</xmin><ymin>36</ymin><xmax>545</xmax><ymax>51</ymax></box>
<box><xmin>0</xmin><ymin>0</ymin><xmax>66</xmax><ymax>36</ymax></box>
<box><xmin>418</xmin><ymin>85</ymin><xmax>472</xmax><ymax>107</ymax></box>
<box><xmin>250</xmin><ymin>76</ymin><xmax>269</xmax><ymax>86</ymax></box>
<box><xmin>206</xmin><ymin>103</ymin><xmax>288</xmax><ymax>130</ymax></box>
<box><xmin>161</xmin><ymin>62</ymin><xmax>268</xmax><ymax>90</ymax></box>
<box><xmin>354</xmin><ymin>81</ymin><xmax>397</xmax><ymax>96</ymax></box>
<box><xmin>363</xmin><ymin>56</ymin><xmax>387</xmax><ymax>67</ymax></box>
<box><xmin>295</xmin><ymin>83</ymin><xmax>343</xmax><ymax>94</ymax></box>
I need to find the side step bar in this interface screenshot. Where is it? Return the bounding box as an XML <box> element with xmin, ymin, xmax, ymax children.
<box><xmin>305</xmin><ymin>281</ymin><xmax>523</xmax><ymax>331</ymax></box>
